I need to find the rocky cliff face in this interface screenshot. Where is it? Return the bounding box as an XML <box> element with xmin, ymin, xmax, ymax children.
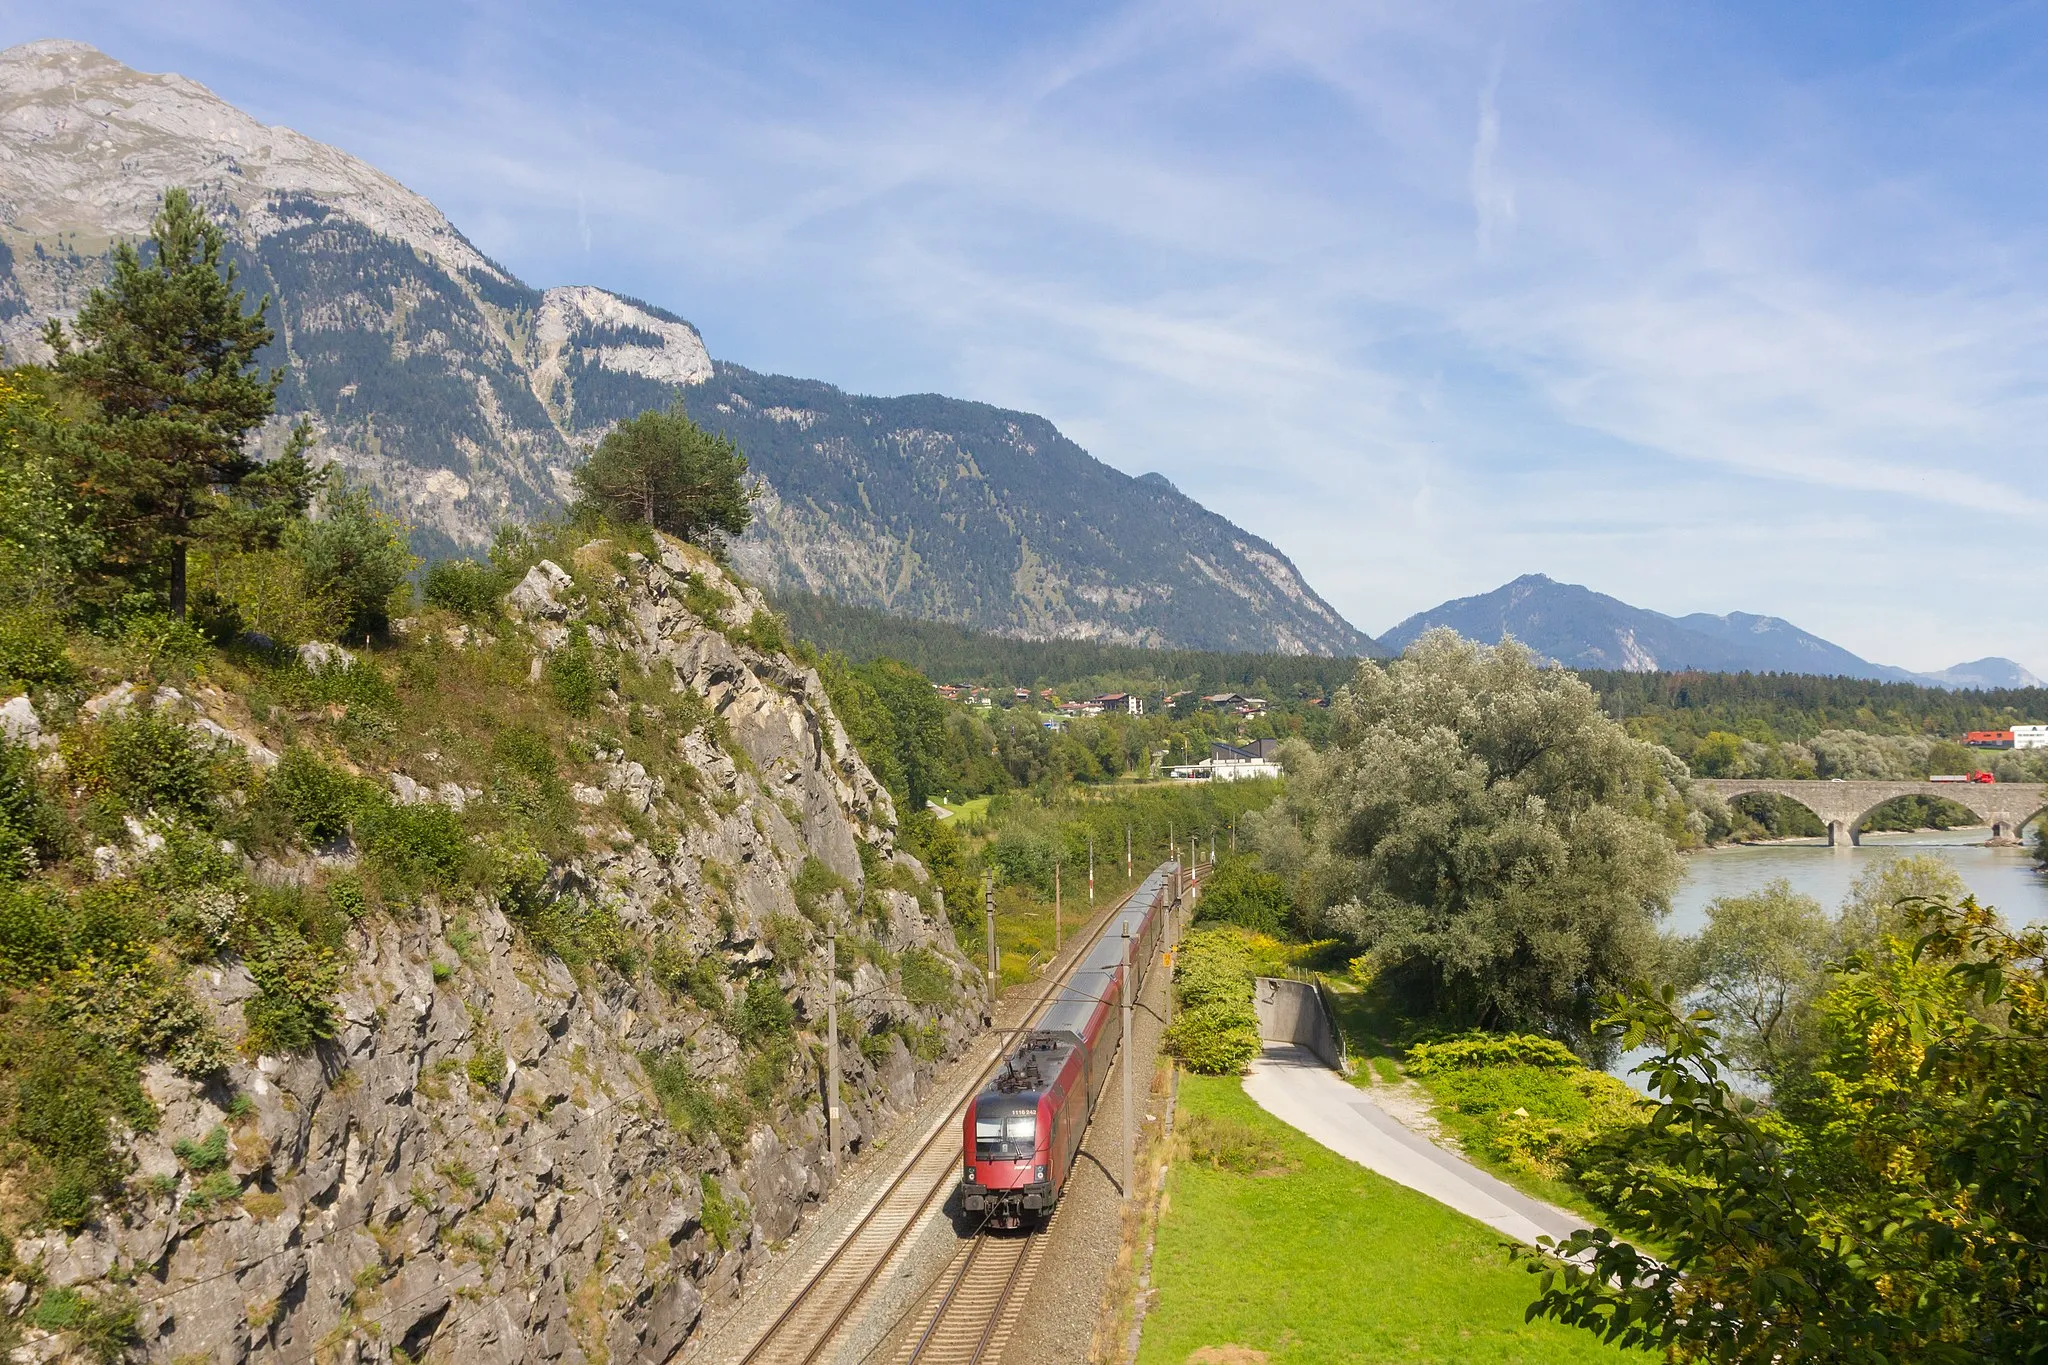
<box><xmin>0</xmin><ymin>38</ymin><xmax>1376</xmax><ymax>656</ymax></box>
<box><xmin>2</xmin><ymin>539</ymin><xmax>980</xmax><ymax>1363</ymax></box>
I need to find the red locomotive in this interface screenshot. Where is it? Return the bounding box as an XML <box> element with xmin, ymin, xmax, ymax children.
<box><xmin>959</xmin><ymin>864</ymin><xmax>1171</xmax><ymax>1229</ymax></box>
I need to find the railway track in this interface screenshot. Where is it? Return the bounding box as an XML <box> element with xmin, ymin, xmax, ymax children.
<box><xmin>729</xmin><ymin>865</ymin><xmax>1199</xmax><ymax>1365</ymax></box>
<box><xmin>892</xmin><ymin>1221</ymin><xmax>1048</xmax><ymax>1365</ymax></box>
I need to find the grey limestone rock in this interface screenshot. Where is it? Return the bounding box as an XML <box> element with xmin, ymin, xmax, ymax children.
<box><xmin>18</xmin><ymin>538</ymin><xmax>980</xmax><ymax>1364</ymax></box>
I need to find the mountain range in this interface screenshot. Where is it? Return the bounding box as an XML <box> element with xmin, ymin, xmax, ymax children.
<box><xmin>0</xmin><ymin>39</ymin><xmax>1372</xmax><ymax>656</ymax></box>
<box><xmin>2</xmin><ymin>41</ymin><xmax>2033</xmax><ymax>683</ymax></box>
<box><xmin>1381</xmin><ymin>574</ymin><xmax>2040</xmax><ymax>689</ymax></box>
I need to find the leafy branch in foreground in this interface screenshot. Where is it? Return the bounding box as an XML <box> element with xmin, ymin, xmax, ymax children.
<box><xmin>1518</xmin><ymin>896</ymin><xmax>2048</xmax><ymax>1363</ymax></box>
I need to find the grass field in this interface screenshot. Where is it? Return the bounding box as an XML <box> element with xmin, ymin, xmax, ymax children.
<box><xmin>1137</xmin><ymin>1074</ymin><xmax>1624</xmax><ymax>1365</ymax></box>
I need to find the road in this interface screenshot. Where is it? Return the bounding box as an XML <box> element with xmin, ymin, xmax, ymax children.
<box><xmin>1240</xmin><ymin>1044</ymin><xmax>1589</xmax><ymax>1248</ymax></box>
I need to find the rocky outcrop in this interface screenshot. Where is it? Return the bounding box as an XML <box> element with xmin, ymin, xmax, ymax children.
<box><xmin>3</xmin><ymin>538</ymin><xmax>980</xmax><ymax>1363</ymax></box>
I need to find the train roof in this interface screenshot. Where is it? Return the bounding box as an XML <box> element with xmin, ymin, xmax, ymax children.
<box><xmin>1033</xmin><ymin>863</ymin><xmax>1175</xmax><ymax>1039</ymax></box>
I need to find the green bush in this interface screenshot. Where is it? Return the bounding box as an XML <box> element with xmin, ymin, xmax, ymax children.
<box><xmin>700</xmin><ymin>1172</ymin><xmax>740</xmax><ymax>1250</ymax></box>
<box><xmin>288</xmin><ymin>476</ymin><xmax>417</xmax><ymax>641</ymax></box>
<box><xmin>172</xmin><ymin>1124</ymin><xmax>229</xmax><ymax>1173</ymax></box>
<box><xmin>523</xmin><ymin>894</ymin><xmax>638</xmax><ymax>976</ymax></box>
<box><xmin>1194</xmin><ymin>855</ymin><xmax>1292</xmax><ymax>935</ymax></box>
<box><xmin>353</xmin><ymin>798</ymin><xmax>468</xmax><ymax>887</ymax></box>
<box><xmin>28</xmin><ymin>1286</ymin><xmax>138</xmax><ymax>1364</ymax></box>
<box><xmin>5</xmin><ymin>1008</ymin><xmax>155</xmax><ymax>1230</ymax></box>
<box><xmin>1403</xmin><ymin>1032</ymin><xmax>1583</xmax><ymax>1075</ymax></box>
<box><xmin>468</xmin><ymin>1045</ymin><xmax>506</xmax><ymax>1090</ymax></box>
<box><xmin>1166</xmin><ymin>926</ymin><xmax>1264</xmax><ymax>1076</ymax></box>
<box><xmin>899</xmin><ymin>946</ymin><xmax>956</xmax><ymax>1009</ymax></box>
<box><xmin>546</xmin><ymin>626</ymin><xmax>614</xmax><ymax>716</ymax></box>
<box><xmin>645</xmin><ymin>1050</ymin><xmax>718</xmax><ymax>1140</ymax></box>
<box><xmin>480</xmin><ymin>832</ymin><xmax>551</xmax><ymax>918</ymax></box>
<box><xmin>732</xmin><ymin>974</ymin><xmax>795</xmax><ymax>1043</ymax></box>
<box><xmin>1418</xmin><ymin>1061</ymin><xmax>1647</xmax><ymax>1182</ymax></box>
<box><xmin>792</xmin><ymin>856</ymin><xmax>848</xmax><ymax>924</ymax></box>
<box><xmin>0</xmin><ymin>740</ymin><xmax>45</xmax><ymax>879</ymax></box>
<box><xmin>65</xmin><ymin>957</ymin><xmax>231</xmax><ymax>1077</ymax></box>
<box><xmin>1174</xmin><ymin>928</ymin><xmax>1258</xmax><ymax>1010</ymax></box>
<box><xmin>0</xmin><ymin>607</ymin><xmax>75</xmax><ymax>685</ymax></box>
<box><xmin>682</xmin><ymin>573</ymin><xmax>733</xmax><ymax>622</ymax></box>
<box><xmin>241</xmin><ymin>926</ymin><xmax>342</xmax><ymax>1054</ymax></box>
<box><xmin>0</xmin><ymin>879</ymin><xmax>66</xmax><ymax>985</ymax></box>
<box><xmin>182</xmin><ymin>1170</ymin><xmax>242</xmax><ymax>1212</ymax></box>
<box><xmin>489</xmin><ymin>725</ymin><xmax>564</xmax><ymax>816</ymax></box>
<box><xmin>64</xmin><ymin>710</ymin><xmax>222</xmax><ymax>818</ymax></box>
<box><xmin>421</xmin><ymin>557</ymin><xmax>506</xmax><ymax>618</ymax></box>
<box><xmin>651</xmin><ymin>936</ymin><xmax>726</xmax><ymax>1012</ymax></box>
<box><xmin>267</xmin><ymin>746</ymin><xmax>365</xmax><ymax>844</ymax></box>
<box><xmin>729</xmin><ymin>610</ymin><xmax>786</xmax><ymax>655</ymax></box>
<box><xmin>1166</xmin><ymin>1001</ymin><xmax>1262</xmax><ymax>1076</ymax></box>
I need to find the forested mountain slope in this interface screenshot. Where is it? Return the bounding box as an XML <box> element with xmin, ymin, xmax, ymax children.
<box><xmin>704</xmin><ymin>368</ymin><xmax>1374</xmax><ymax>654</ymax></box>
<box><xmin>0</xmin><ymin>39</ymin><xmax>1373</xmax><ymax>655</ymax></box>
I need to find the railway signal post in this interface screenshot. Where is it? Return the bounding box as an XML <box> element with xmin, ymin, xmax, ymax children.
<box><xmin>1126</xmin><ymin>823</ymin><xmax>1132</xmax><ymax>879</ymax></box>
<box><xmin>1121</xmin><ymin>921</ymin><xmax>1134</xmax><ymax>1200</ymax></box>
<box><xmin>984</xmin><ymin>876</ymin><xmax>997</xmax><ymax>1011</ymax></box>
<box><xmin>1054</xmin><ymin>861</ymin><xmax>1062</xmax><ymax>952</ymax></box>
<box><xmin>825</xmin><ymin>918</ymin><xmax>840</xmax><ymax>1178</ymax></box>
<box><xmin>1088</xmin><ymin>834</ymin><xmax>1095</xmax><ymax>905</ymax></box>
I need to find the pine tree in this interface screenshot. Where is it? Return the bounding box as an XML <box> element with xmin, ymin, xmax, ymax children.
<box><xmin>45</xmin><ymin>188</ymin><xmax>281</xmax><ymax>615</ymax></box>
<box><xmin>570</xmin><ymin>402</ymin><xmax>753</xmax><ymax>550</ymax></box>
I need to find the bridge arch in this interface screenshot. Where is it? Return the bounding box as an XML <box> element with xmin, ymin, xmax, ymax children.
<box><xmin>1695</xmin><ymin>778</ymin><xmax>2048</xmax><ymax>847</ymax></box>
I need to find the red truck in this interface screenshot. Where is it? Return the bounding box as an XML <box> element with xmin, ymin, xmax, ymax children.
<box><xmin>1930</xmin><ymin>772</ymin><xmax>1997</xmax><ymax>784</ymax></box>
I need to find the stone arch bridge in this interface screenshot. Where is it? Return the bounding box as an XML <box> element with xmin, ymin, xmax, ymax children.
<box><xmin>1694</xmin><ymin>778</ymin><xmax>2047</xmax><ymax>846</ymax></box>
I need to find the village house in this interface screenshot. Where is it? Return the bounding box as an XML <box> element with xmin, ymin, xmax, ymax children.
<box><xmin>1170</xmin><ymin>737</ymin><xmax>1283</xmax><ymax>782</ymax></box>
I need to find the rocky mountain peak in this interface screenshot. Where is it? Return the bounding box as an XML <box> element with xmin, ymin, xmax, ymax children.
<box><xmin>0</xmin><ymin>39</ymin><xmax>1378</xmax><ymax>654</ymax></box>
<box><xmin>0</xmin><ymin>40</ymin><xmax>504</xmax><ymax>305</ymax></box>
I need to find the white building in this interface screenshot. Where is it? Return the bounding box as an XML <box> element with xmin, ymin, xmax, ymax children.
<box><xmin>2016</xmin><ymin>724</ymin><xmax>2048</xmax><ymax>750</ymax></box>
<box><xmin>1170</xmin><ymin>738</ymin><xmax>1282</xmax><ymax>782</ymax></box>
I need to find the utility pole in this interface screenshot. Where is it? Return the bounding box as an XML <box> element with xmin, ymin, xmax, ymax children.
<box><xmin>825</xmin><ymin>918</ymin><xmax>840</xmax><ymax>1179</ymax></box>
<box><xmin>1054</xmin><ymin>861</ymin><xmax>1062</xmax><ymax>953</ymax></box>
<box><xmin>984</xmin><ymin>875</ymin><xmax>997</xmax><ymax>1013</ymax></box>
<box><xmin>1120</xmin><ymin>921</ymin><xmax>1133</xmax><ymax>1200</ymax></box>
<box><xmin>1125</xmin><ymin>823</ymin><xmax>1132</xmax><ymax>880</ymax></box>
<box><xmin>1210</xmin><ymin>832</ymin><xmax>1216</xmax><ymax>867</ymax></box>
<box><xmin>1088</xmin><ymin>834</ymin><xmax>1095</xmax><ymax>906</ymax></box>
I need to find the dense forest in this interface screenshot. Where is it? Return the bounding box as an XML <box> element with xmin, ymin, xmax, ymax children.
<box><xmin>1586</xmin><ymin>668</ymin><xmax>2048</xmax><ymax>745</ymax></box>
<box><xmin>773</xmin><ymin>590</ymin><xmax>1373</xmax><ymax>701</ymax></box>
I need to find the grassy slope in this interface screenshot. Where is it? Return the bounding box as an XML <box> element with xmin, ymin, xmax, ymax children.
<box><xmin>1139</xmin><ymin>1074</ymin><xmax>1622</xmax><ymax>1365</ymax></box>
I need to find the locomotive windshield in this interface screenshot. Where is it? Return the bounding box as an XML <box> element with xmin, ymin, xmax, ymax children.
<box><xmin>974</xmin><ymin>1105</ymin><xmax>1037</xmax><ymax>1159</ymax></box>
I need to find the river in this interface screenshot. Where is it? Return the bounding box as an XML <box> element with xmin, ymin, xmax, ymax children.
<box><xmin>1611</xmin><ymin>828</ymin><xmax>2046</xmax><ymax>1089</ymax></box>
<box><xmin>1668</xmin><ymin>827</ymin><xmax>2048</xmax><ymax>933</ymax></box>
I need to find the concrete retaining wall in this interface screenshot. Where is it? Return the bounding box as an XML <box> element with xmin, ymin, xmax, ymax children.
<box><xmin>1254</xmin><ymin>976</ymin><xmax>1344</xmax><ymax>1071</ymax></box>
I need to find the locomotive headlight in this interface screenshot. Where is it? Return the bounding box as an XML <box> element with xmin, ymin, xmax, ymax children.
<box><xmin>964</xmin><ymin>1164</ymin><xmax>975</xmax><ymax>1183</ymax></box>
<box><xmin>1035</xmin><ymin>1165</ymin><xmax>1047</xmax><ymax>1181</ymax></box>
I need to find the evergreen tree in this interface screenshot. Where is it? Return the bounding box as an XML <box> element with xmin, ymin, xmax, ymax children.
<box><xmin>45</xmin><ymin>188</ymin><xmax>281</xmax><ymax>615</ymax></box>
<box><xmin>571</xmin><ymin>402</ymin><xmax>752</xmax><ymax>549</ymax></box>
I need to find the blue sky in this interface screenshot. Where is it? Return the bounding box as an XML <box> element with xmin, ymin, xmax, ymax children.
<box><xmin>10</xmin><ymin>2</ymin><xmax>2048</xmax><ymax>673</ymax></box>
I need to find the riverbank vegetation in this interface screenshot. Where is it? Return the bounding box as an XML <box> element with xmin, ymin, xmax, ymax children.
<box><xmin>1250</xmin><ymin>631</ymin><xmax>1691</xmax><ymax>1050</ymax></box>
<box><xmin>1526</xmin><ymin>895</ymin><xmax>2047</xmax><ymax>1361</ymax></box>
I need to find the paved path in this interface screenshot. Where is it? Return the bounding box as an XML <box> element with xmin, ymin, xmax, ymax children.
<box><xmin>1241</xmin><ymin>1044</ymin><xmax>1590</xmax><ymax>1248</ymax></box>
